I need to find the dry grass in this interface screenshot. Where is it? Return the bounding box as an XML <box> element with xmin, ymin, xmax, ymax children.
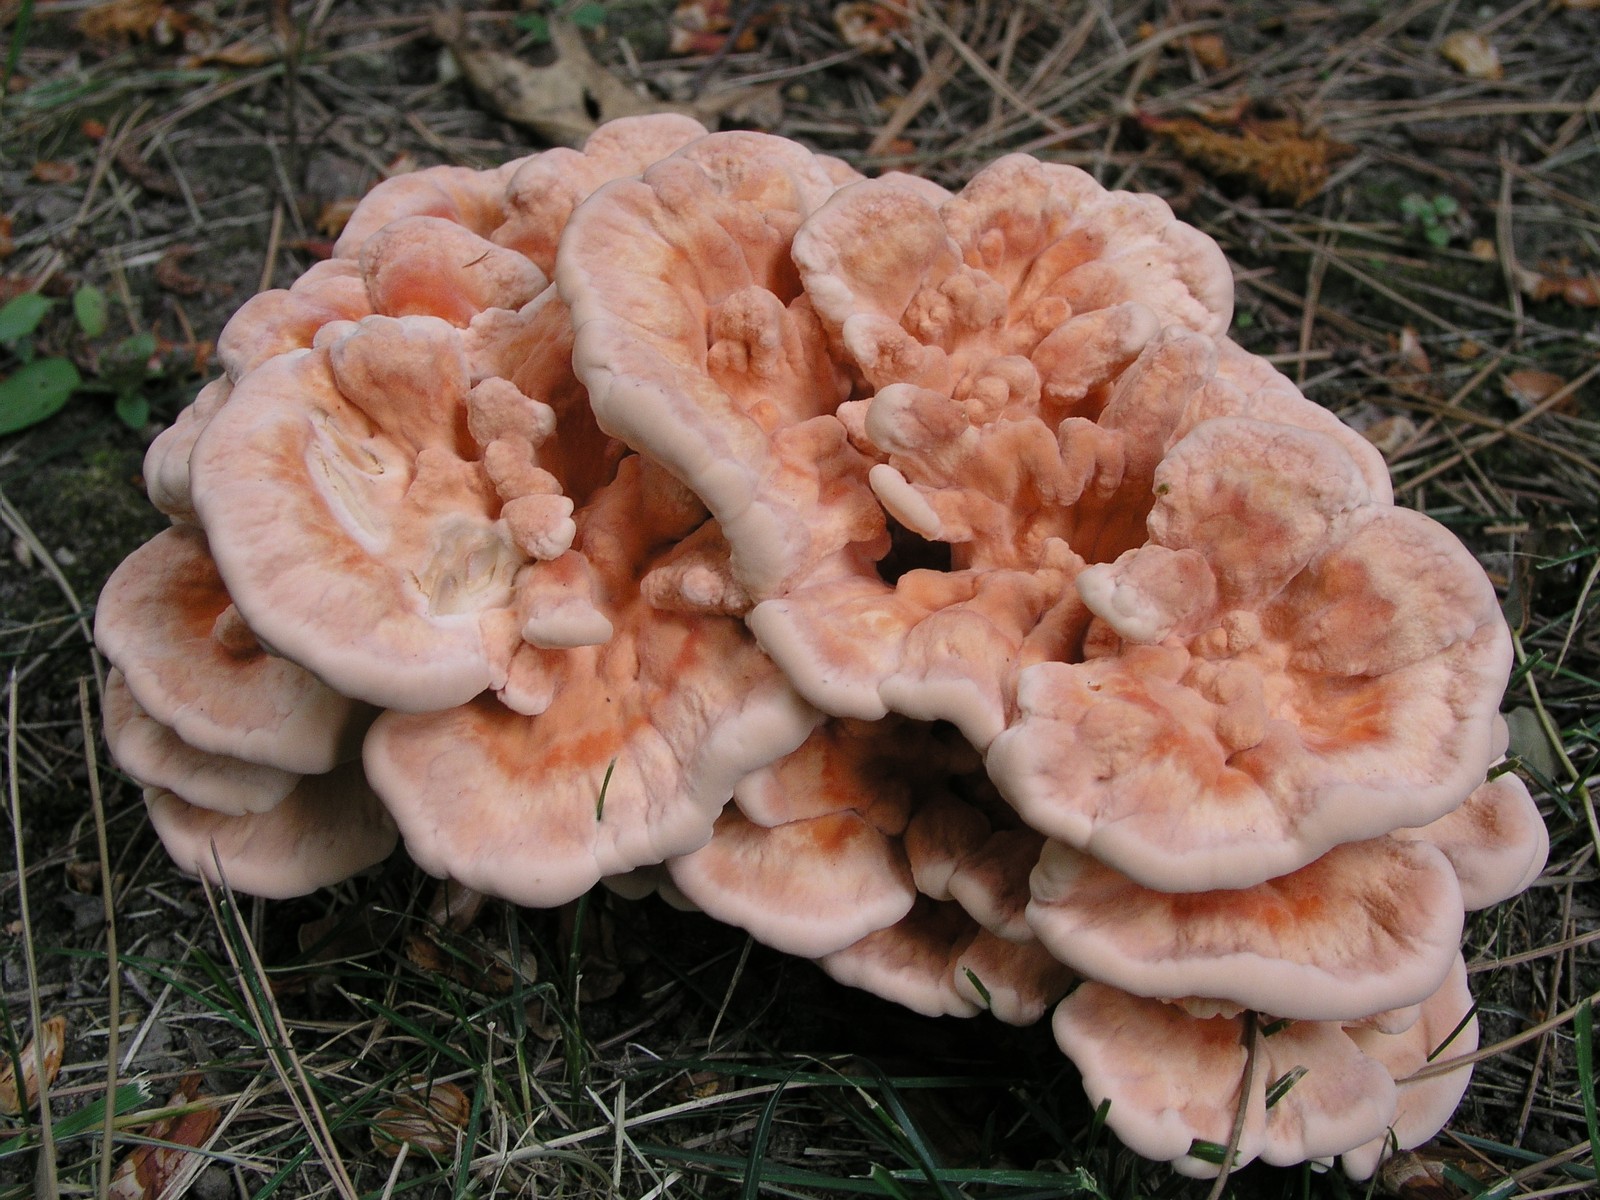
<box><xmin>1</xmin><ymin>0</ymin><xmax>1598</xmax><ymax>1196</ymax></box>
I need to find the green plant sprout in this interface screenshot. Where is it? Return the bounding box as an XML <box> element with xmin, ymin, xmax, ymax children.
<box><xmin>0</xmin><ymin>290</ymin><xmax>83</xmax><ymax>436</ymax></box>
<box><xmin>1398</xmin><ymin>192</ymin><xmax>1462</xmax><ymax>248</ymax></box>
<box><xmin>0</xmin><ymin>284</ymin><xmax>165</xmax><ymax>435</ymax></box>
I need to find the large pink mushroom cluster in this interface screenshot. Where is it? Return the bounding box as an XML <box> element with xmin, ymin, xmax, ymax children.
<box><xmin>96</xmin><ymin>116</ymin><xmax>1545</xmax><ymax>1180</ymax></box>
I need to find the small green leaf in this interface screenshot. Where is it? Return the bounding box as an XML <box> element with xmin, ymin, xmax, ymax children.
<box><xmin>1425</xmin><ymin>224</ymin><xmax>1451</xmax><ymax>248</ymax></box>
<box><xmin>514</xmin><ymin>12</ymin><xmax>551</xmax><ymax>41</ymax></box>
<box><xmin>570</xmin><ymin>2</ymin><xmax>608</xmax><ymax>29</ymax></box>
<box><xmin>0</xmin><ymin>293</ymin><xmax>52</xmax><ymax>342</ymax></box>
<box><xmin>72</xmin><ymin>285</ymin><xmax>108</xmax><ymax>337</ymax></box>
<box><xmin>1398</xmin><ymin>193</ymin><xmax>1430</xmax><ymax>220</ymax></box>
<box><xmin>0</xmin><ymin>357</ymin><xmax>81</xmax><ymax>434</ymax></box>
<box><xmin>115</xmin><ymin>391</ymin><xmax>150</xmax><ymax>429</ymax></box>
<box><xmin>1432</xmin><ymin>194</ymin><xmax>1460</xmax><ymax>217</ymax></box>
<box><xmin>115</xmin><ymin>330</ymin><xmax>158</xmax><ymax>363</ymax></box>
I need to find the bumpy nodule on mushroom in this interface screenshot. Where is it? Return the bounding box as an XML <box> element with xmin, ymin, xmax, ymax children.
<box><xmin>92</xmin><ymin>116</ymin><xmax>1545</xmax><ymax>1186</ymax></box>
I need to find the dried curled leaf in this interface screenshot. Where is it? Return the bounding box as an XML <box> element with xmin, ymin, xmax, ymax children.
<box><xmin>1140</xmin><ymin>113</ymin><xmax>1351</xmax><ymax>206</ymax></box>
<box><xmin>835</xmin><ymin>2</ymin><xmax>910</xmax><ymax>54</ymax></box>
<box><xmin>1186</xmin><ymin>33</ymin><xmax>1230</xmax><ymax>72</ymax></box>
<box><xmin>440</xmin><ymin>17</ymin><xmax>698</xmax><ymax>146</ymax></box>
<box><xmin>670</xmin><ymin>0</ymin><xmax>779</xmax><ymax>55</ymax></box>
<box><xmin>0</xmin><ymin>1014</ymin><xmax>65</xmax><ymax>1115</ymax></box>
<box><xmin>108</xmin><ymin>1076</ymin><xmax>220</xmax><ymax>1200</ymax></box>
<box><xmin>372</xmin><ymin>1075</ymin><xmax>472</xmax><ymax>1158</ymax></box>
<box><xmin>1501</xmin><ymin>369</ymin><xmax>1571</xmax><ymax>413</ymax></box>
<box><xmin>405</xmin><ymin>929</ymin><xmax>537</xmax><ymax>995</ymax></box>
<box><xmin>1440</xmin><ymin>30</ymin><xmax>1502</xmax><ymax>81</ymax></box>
<box><xmin>77</xmin><ymin>0</ymin><xmax>202</xmax><ymax>45</ymax></box>
<box><xmin>1515</xmin><ymin>262</ymin><xmax>1600</xmax><ymax>307</ymax></box>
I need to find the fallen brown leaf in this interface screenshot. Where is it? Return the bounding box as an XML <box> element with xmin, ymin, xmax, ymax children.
<box><xmin>1376</xmin><ymin>1150</ymin><xmax>1463</xmax><ymax>1200</ymax></box>
<box><xmin>1516</xmin><ymin>263</ymin><xmax>1600</xmax><ymax>308</ymax></box>
<box><xmin>154</xmin><ymin>245</ymin><xmax>206</xmax><ymax>295</ymax></box>
<box><xmin>315</xmin><ymin>197</ymin><xmax>361</xmax><ymax>239</ymax></box>
<box><xmin>0</xmin><ymin>1014</ymin><xmax>66</xmax><ymax>1115</ymax></box>
<box><xmin>78</xmin><ymin>0</ymin><xmax>200</xmax><ymax>45</ymax></box>
<box><xmin>31</xmin><ymin>160</ymin><xmax>80</xmax><ymax>184</ymax></box>
<box><xmin>1440</xmin><ymin>30</ymin><xmax>1503</xmax><ymax>80</ymax></box>
<box><xmin>442</xmin><ymin>17</ymin><xmax>692</xmax><ymax>147</ymax></box>
<box><xmin>115</xmin><ymin>146</ymin><xmax>190</xmax><ymax>198</ymax></box>
<box><xmin>81</xmin><ymin>118</ymin><xmax>108</xmax><ymax>140</ymax></box>
<box><xmin>1140</xmin><ymin>112</ymin><xmax>1351</xmax><ymax>206</ymax></box>
<box><xmin>1394</xmin><ymin>325</ymin><xmax>1432</xmax><ymax>376</ymax></box>
<box><xmin>287</xmin><ymin>238</ymin><xmax>335</xmax><ymax>260</ymax></box>
<box><xmin>382</xmin><ymin>152</ymin><xmax>420</xmax><ymax>180</ymax></box>
<box><xmin>1358</xmin><ymin>414</ymin><xmax>1419</xmax><ymax>460</ymax></box>
<box><xmin>0</xmin><ymin>215</ymin><xmax>12</xmax><ymax>260</ymax></box>
<box><xmin>1502</xmin><ymin>369</ymin><xmax>1573</xmax><ymax>413</ymax></box>
<box><xmin>834</xmin><ymin>1</ymin><xmax>910</xmax><ymax>54</ymax></box>
<box><xmin>427</xmin><ymin>879</ymin><xmax>488</xmax><ymax>932</ymax></box>
<box><xmin>670</xmin><ymin>0</ymin><xmax>778</xmax><ymax>56</ymax></box>
<box><xmin>66</xmin><ymin>859</ymin><xmax>102</xmax><ymax>894</ymax></box>
<box><xmin>181</xmin><ymin>38</ymin><xmax>279</xmax><ymax>68</ymax></box>
<box><xmin>107</xmin><ymin>1076</ymin><xmax>220</xmax><ymax>1199</ymax></box>
<box><xmin>373</xmin><ymin>1076</ymin><xmax>471</xmax><ymax>1158</ymax></box>
<box><xmin>405</xmin><ymin>930</ymin><xmax>537</xmax><ymax>995</ymax></box>
<box><xmin>1186</xmin><ymin>33</ymin><xmax>1230</xmax><ymax>72</ymax></box>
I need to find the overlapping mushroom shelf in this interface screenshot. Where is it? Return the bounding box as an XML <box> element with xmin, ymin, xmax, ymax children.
<box><xmin>94</xmin><ymin>115</ymin><xmax>1545</xmax><ymax>1181</ymax></box>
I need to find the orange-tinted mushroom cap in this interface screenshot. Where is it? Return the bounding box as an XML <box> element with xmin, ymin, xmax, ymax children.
<box><xmin>190</xmin><ymin>315</ymin><xmax>527</xmax><ymax>710</ymax></box>
<box><xmin>792</xmin><ymin>154</ymin><xmax>1232</xmax><ymax>398</ymax></box>
<box><xmin>667</xmin><ymin>804</ymin><xmax>917</xmax><ymax>958</ymax></box>
<box><xmin>1395</xmin><ymin>770</ymin><xmax>1548</xmax><ymax>910</ymax></box>
<box><xmin>1341</xmin><ymin>956</ymin><xmax>1479</xmax><ymax>1178</ymax></box>
<box><xmin>987</xmin><ymin>418</ymin><xmax>1511</xmax><ymax>891</ymax></box>
<box><xmin>1026</xmin><ymin>836</ymin><xmax>1464</xmax><ymax>1021</ymax></box>
<box><xmin>94</xmin><ymin>526</ymin><xmax>360</xmax><ymax>774</ymax></box>
<box><xmin>1052</xmin><ymin>982</ymin><xmax>1402</xmax><ymax>1178</ymax></box>
<box><xmin>817</xmin><ymin>898</ymin><xmax>983</xmax><ymax>1019</ymax></box>
<box><xmin>561</xmin><ymin>130</ymin><xmax>878</xmax><ymax>602</ymax></box>
<box><xmin>104</xmin><ymin>670</ymin><xmax>298</xmax><ymax>816</ymax></box>
<box><xmin>362</xmin><ymin>456</ymin><xmax>821</xmax><ymax>907</ymax></box>
<box><xmin>493</xmin><ymin>114</ymin><xmax>709</xmax><ymax>274</ymax></box>
<box><xmin>145</xmin><ymin>761</ymin><xmax>397</xmax><ymax>899</ymax></box>
<box><xmin>332</xmin><ymin>158</ymin><xmax>530</xmax><ymax>258</ymax></box>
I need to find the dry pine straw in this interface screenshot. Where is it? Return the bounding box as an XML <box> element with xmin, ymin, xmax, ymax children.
<box><xmin>1</xmin><ymin>1</ymin><xmax>1598</xmax><ymax>1196</ymax></box>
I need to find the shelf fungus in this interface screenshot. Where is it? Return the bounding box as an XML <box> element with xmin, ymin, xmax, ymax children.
<box><xmin>96</xmin><ymin>117</ymin><xmax>1545</xmax><ymax>1183</ymax></box>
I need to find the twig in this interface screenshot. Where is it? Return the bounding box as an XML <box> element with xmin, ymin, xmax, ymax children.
<box><xmin>80</xmin><ymin>680</ymin><xmax>120</xmax><ymax>1198</ymax></box>
<box><xmin>7</xmin><ymin>670</ymin><xmax>58</xmax><ymax>1197</ymax></box>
